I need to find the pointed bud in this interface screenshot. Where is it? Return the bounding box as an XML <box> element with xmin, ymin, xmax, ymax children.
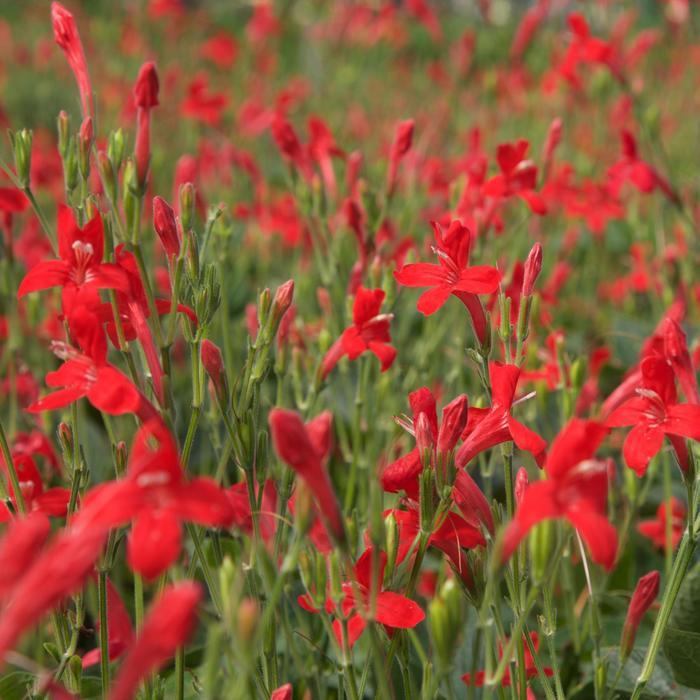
<box><xmin>115</xmin><ymin>441</ymin><xmax>127</xmax><ymax>476</ymax></box>
<box><xmin>415</xmin><ymin>412</ymin><xmax>434</xmax><ymax>463</ymax></box>
<box><xmin>57</xmin><ymin>111</ymin><xmax>70</xmax><ymax>159</ymax></box>
<box><xmin>514</xmin><ymin>467</ymin><xmax>528</xmax><ymax>508</ymax></box>
<box><xmin>438</xmin><ymin>395</ymin><xmax>468</xmax><ymax>454</ymax></box>
<box><xmin>236</xmin><ymin>598</ymin><xmax>259</xmax><ymax>643</ymax></box>
<box><xmin>620</xmin><ymin>570</ymin><xmax>660</xmax><ymax>661</ymax></box>
<box><xmin>108</xmin><ymin>128</ymin><xmax>125</xmax><ymax>172</ymax></box>
<box><xmin>10</xmin><ymin>129</ymin><xmax>33</xmax><ymax>189</ymax></box>
<box><xmin>153</xmin><ymin>196</ymin><xmax>180</xmax><ymax>258</ymax></box>
<box><xmin>97</xmin><ymin>150</ymin><xmax>116</xmax><ymax>204</ymax></box>
<box><xmin>134</xmin><ymin>61</ymin><xmax>159</xmax><ymax>110</ymax></box>
<box><xmin>179</xmin><ymin>182</ymin><xmax>196</xmax><ymax>232</ymax></box>
<box><xmin>522</xmin><ymin>243</ymin><xmax>543</xmax><ymax>297</ymax></box>
<box><xmin>201</xmin><ymin>339</ymin><xmax>228</xmax><ymax>407</ymax></box>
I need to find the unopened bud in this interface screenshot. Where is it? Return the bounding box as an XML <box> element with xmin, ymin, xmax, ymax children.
<box><xmin>236</xmin><ymin>598</ymin><xmax>259</xmax><ymax>642</ymax></box>
<box><xmin>522</xmin><ymin>243</ymin><xmax>543</xmax><ymax>297</ymax></box>
<box><xmin>415</xmin><ymin>412</ymin><xmax>434</xmax><ymax>465</ymax></box>
<box><xmin>78</xmin><ymin>116</ymin><xmax>93</xmax><ymax>180</ymax></box>
<box><xmin>201</xmin><ymin>339</ymin><xmax>228</xmax><ymax>406</ymax></box>
<box><xmin>179</xmin><ymin>182</ymin><xmax>196</xmax><ymax>233</ymax></box>
<box><xmin>620</xmin><ymin>570</ymin><xmax>660</xmax><ymax>661</ymax></box>
<box><xmin>10</xmin><ymin>129</ymin><xmax>33</xmax><ymax>189</ymax></box>
<box><xmin>108</xmin><ymin>128</ymin><xmax>125</xmax><ymax>172</ymax></box>
<box><xmin>57</xmin><ymin>111</ymin><xmax>70</xmax><ymax>159</ymax></box>
<box><xmin>97</xmin><ymin>150</ymin><xmax>117</xmax><ymax>204</ymax></box>
<box><xmin>438</xmin><ymin>394</ymin><xmax>468</xmax><ymax>455</ymax></box>
<box><xmin>514</xmin><ymin>467</ymin><xmax>528</xmax><ymax>507</ymax></box>
<box><xmin>133</xmin><ymin>61</ymin><xmax>159</xmax><ymax>110</ymax></box>
<box><xmin>529</xmin><ymin>519</ymin><xmax>555</xmax><ymax>583</ymax></box>
<box><xmin>153</xmin><ymin>196</ymin><xmax>180</xmax><ymax>258</ymax></box>
<box><xmin>115</xmin><ymin>440</ymin><xmax>127</xmax><ymax>475</ymax></box>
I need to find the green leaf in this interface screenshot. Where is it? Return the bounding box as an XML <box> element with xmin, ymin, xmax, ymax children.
<box><xmin>664</xmin><ymin>561</ymin><xmax>700</xmax><ymax>688</ymax></box>
<box><xmin>603</xmin><ymin>646</ymin><xmax>680</xmax><ymax>698</ymax></box>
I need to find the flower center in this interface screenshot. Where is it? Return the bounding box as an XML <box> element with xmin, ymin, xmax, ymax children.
<box><xmin>71</xmin><ymin>240</ymin><xmax>95</xmax><ymax>284</ymax></box>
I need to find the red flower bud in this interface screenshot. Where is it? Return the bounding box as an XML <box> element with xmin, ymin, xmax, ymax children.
<box><xmin>437</xmin><ymin>394</ymin><xmax>468</xmax><ymax>454</ymax></box>
<box><xmin>387</xmin><ymin>118</ymin><xmax>415</xmax><ymax>194</ymax></box>
<box><xmin>522</xmin><ymin>243</ymin><xmax>543</xmax><ymax>297</ymax></box>
<box><xmin>415</xmin><ymin>412</ymin><xmax>434</xmax><ymax>458</ymax></box>
<box><xmin>152</xmin><ymin>196</ymin><xmax>180</xmax><ymax>258</ymax></box>
<box><xmin>514</xmin><ymin>467</ymin><xmax>529</xmax><ymax>507</ymax></box>
<box><xmin>201</xmin><ymin>339</ymin><xmax>227</xmax><ymax>404</ymax></box>
<box><xmin>134</xmin><ymin>61</ymin><xmax>159</xmax><ymax>110</ymax></box>
<box><xmin>272</xmin><ymin>279</ymin><xmax>295</xmax><ymax>321</ymax></box>
<box><xmin>620</xmin><ymin>570</ymin><xmax>660</xmax><ymax>660</ymax></box>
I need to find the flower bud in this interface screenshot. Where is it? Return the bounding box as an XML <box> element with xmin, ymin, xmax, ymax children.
<box><xmin>108</xmin><ymin>128</ymin><xmax>125</xmax><ymax>172</ymax></box>
<box><xmin>529</xmin><ymin>519</ymin><xmax>555</xmax><ymax>584</ymax></box>
<box><xmin>384</xmin><ymin>512</ymin><xmax>399</xmax><ymax>582</ymax></box>
<box><xmin>514</xmin><ymin>467</ymin><xmax>528</xmax><ymax>507</ymax></box>
<box><xmin>387</xmin><ymin>118</ymin><xmax>414</xmax><ymax>195</ymax></box>
<box><xmin>57</xmin><ymin>111</ymin><xmax>70</xmax><ymax>159</ymax></box>
<box><xmin>620</xmin><ymin>570</ymin><xmax>660</xmax><ymax>660</ymax></box>
<box><xmin>115</xmin><ymin>440</ymin><xmax>127</xmax><ymax>475</ymax></box>
<box><xmin>415</xmin><ymin>412</ymin><xmax>434</xmax><ymax>465</ymax></box>
<box><xmin>438</xmin><ymin>394</ymin><xmax>468</xmax><ymax>455</ymax></box>
<box><xmin>179</xmin><ymin>182</ymin><xmax>196</xmax><ymax>233</ymax></box>
<box><xmin>236</xmin><ymin>598</ymin><xmax>259</xmax><ymax>643</ymax></box>
<box><xmin>133</xmin><ymin>61</ymin><xmax>159</xmax><ymax>110</ymax></box>
<box><xmin>201</xmin><ymin>339</ymin><xmax>228</xmax><ymax>407</ymax></box>
<box><xmin>10</xmin><ymin>129</ymin><xmax>33</xmax><ymax>189</ymax></box>
<box><xmin>153</xmin><ymin>196</ymin><xmax>180</xmax><ymax>258</ymax></box>
<box><xmin>57</xmin><ymin>421</ymin><xmax>73</xmax><ymax>458</ymax></box>
<box><xmin>522</xmin><ymin>243</ymin><xmax>543</xmax><ymax>297</ymax></box>
<box><xmin>78</xmin><ymin>116</ymin><xmax>92</xmax><ymax>181</ymax></box>
<box><xmin>429</xmin><ymin>578</ymin><xmax>465</xmax><ymax>669</ymax></box>
<box><xmin>97</xmin><ymin>150</ymin><xmax>117</xmax><ymax>204</ymax></box>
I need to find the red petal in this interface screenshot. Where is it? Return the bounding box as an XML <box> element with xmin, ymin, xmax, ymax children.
<box><xmin>508</xmin><ymin>416</ymin><xmax>547</xmax><ymax>460</ymax></box>
<box><xmin>88</xmin><ymin>367</ymin><xmax>141</xmax><ymax>415</ymax></box>
<box><xmin>17</xmin><ymin>261</ymin><xmax>70</xmax><ymax>297</ymax></box>
<box><xmin>454</xmin><ymin>266</ymin><xmax>501</xmax><ymax>294</ymax></box>
<box><xmin>665</xmin><ymin>404</ymin><xmax>700</xmax><ymax>442</ymax></box>
<box><xmin>416</xmin><ymin>285</ymin><xmax>452</xmax><ymax>315</ymax></box>
<box><xmin>394</xmin><ymin>263</ymin><xmax>447</xmax><ymax>287</ymax></box>
<box><xmin>623</xmin><ymin>423</ymin><xmax>664</xmax><ymax>476</ymax></box>
<box><xmin>172</xmin><ymin>478</ymin><xmax>235</xmax><ymax>528</ymax></box>
<box><xmin>127</xmin><ymin>510</ymin><xmax>182</xmax><ymax>581</ymax></box>
<box><xmin>375</xmin><ymin>591</ymin><xmax>425</xmax><ymax>628</ymax></box>
<box><xmin>565</xmin><ymin>503</ymin><xmax>618</xmax><ymax>571</ymax></box>
<box><xmin>368</xmin><ymin>341</ymin><xmax>396</xmax><ymax>372</ymax></box>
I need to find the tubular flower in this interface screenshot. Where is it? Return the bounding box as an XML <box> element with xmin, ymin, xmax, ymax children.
<box><xmin>268</xmin><ymin>408</ymin><xmax>345</xmax><ymax>545</ymax></box>
<box><xmin>605</xmin><ymin>356</ymin><xmax>700</xmax><ymax>475</ymax></box>
<box><xmin>456</xmin><ymin>362</ymin><xmax>546</xmax><ymax>469</ymax></box>
<box><xmin>394</xmin><ymin>219</ymin><xmax>500</xmax><ymax>317</ymax></box>
<box><xmin>133</xmin><ymin>61</ymin><xmax>159</xmax><ymax>187</ymax></box>
<box><xmin>620</xmin><ymin>571</ymin><xmax>660</xmax><ymax>660</ymax></box>
<box><xmin>17</xmin><ymin>205</ymin><xmax>128</xmax><ymax>305</ymax></box>
<box><xmin>501</xmin><ymin>419</ymin><xmax>618</xmax><ymax>571</ymax></box>
<box><xmin>76</xmin><ymin>419</ymin><xmax>235</xmax><ymax>580</ymax></box>
<box><xmin>320</xmin><ymin>287</ymin><xmax>396</xmax><ymax>379</ymax></box>
<box><xmin>108</xmin><ymin>582</ymin><xmax>201</xmax><ymax>700</ymax></box>
<box><xmin>51</xmin><ymin>2</ymin><xmax>93</xmax><ymax>118</ymax></box>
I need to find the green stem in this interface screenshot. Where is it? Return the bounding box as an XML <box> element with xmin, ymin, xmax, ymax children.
<box><xmin>98</xmin><ymin>571</ymin><xmax>110</xmax><ymax>698</ymax></box>
<box><xmin>0</xmin><ymin>420</ymin><xmax>26</xmax><ymax>514</ymax></box>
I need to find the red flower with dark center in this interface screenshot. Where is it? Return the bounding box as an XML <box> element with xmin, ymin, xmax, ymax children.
<box><xmin>17</xmin><ymin>205</ymin><xmax>128</xmax><ymax>305</ymax></box>
<box><xmin>605</xmin><ymin>356</ymin><xmax>700</xmax><ymax>475</ymax></box>
<box><xmin>321</xmin><ymin>287</ymin><xmax>396</xmax><ymax>378</ymax></box>
<box><xmin>501</xmin><ymin>419</ymin><xmax>617</xmax><ymax>571</ymax></box>
<box><xmin>394</xmin><ymin>220</ymin><xmax>500</xmax><ymax>318</ymax></box>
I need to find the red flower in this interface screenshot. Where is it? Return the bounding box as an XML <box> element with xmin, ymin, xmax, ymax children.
<box><xmin>133</xmin><ymin>61</ymin><xmax>159</xmax><ymax>187</ymax></box>
<box><xmin>483</xmin><ymin>140</ymin><xmax>547</xmax><ymax>214</ymax></box>
<box><xmin>268</xmin><ymin>408</ymin><xmax>345</xmax><ymax>545</ymax></box>
<box><xmin>27</xmin><ymin>309</ymin><xmax>146</xmax><ymax>418</ymax></box>
<box><xmin>637</xmin><ymin>498</ymin><xmax>685</xmax><ymax>550</ymax></box>
<box><xmin>108</xmin><ymin>582</ymin><xmax>201</xmax><ymax>700</ymax></box>
<box><xmin>0</xmin><ymin>525</ymin><xmax>107</xmax><ymax>664</ymax></box>
<box><xmin>462</xmin><ymin>631</ymin><xmax>552</xmax><ymax>688</ymax></box>
<box><xmin>321</xmin><ymin>287</ymin><xmax>396</xmax><ymax>378</ymax></box>
<box><xmin>51</xmin><ymin>2</ymin><xmax>93</xmax><ymax>118</ymax></box>
<box><xmin>17</xmin><ymin>205</ymin><xmax>128</xmax><ymax>304</ymax></box>
<box><xmin>605</xmin><ymin>356</ymin><xmax>700</xmax><ymax>476</ymax></box>
<box><xmin>299</xmin><ymin>548</ymin><xmax>424</xmax><ymax>648</ymax></box>
<box><xmin>78</xmin><ymin>419</ymin><xmax>235</xmax><ymax>580</ymax></box>
<box><xmin>456</xmin><ymin>362</ymin><xmax>546</xmax><ymax>469</ymax></box>
<box><xmin>501</xmin><ymin>419</ymin><xmax>617</xmax><ymax>570</ymax></box>
<box><xmin>394</xmin><ymin>220</ymin><xmax>500</xmax><ymax>317</ymax></box>
<box><xmin>0</xmin><ymin>512</ymin><xmax>51</xmax><ymax>600</ymax></box>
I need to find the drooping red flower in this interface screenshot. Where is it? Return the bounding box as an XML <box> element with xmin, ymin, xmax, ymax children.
<box><xmin>320</xmin><ymin>287</ymin><xmax>396</xmax><ymax>379</ymax></box>
<box><xmin>456</xmin><ymin>362</ymin><xmax>546</xmax><ymax>469</ymax></box>
<box><xmin>77</xmin><ymin>419</ymin><xmax>235</xmax><ymax>580</ymax></box>
<box><xmin>51</xmin><ymin>2</ymin><xmax>93</xmax><ymax>118</ymax></box>
<box><xmin>605</xmin><ymin>356</ymin><xmax>700</xmax><ymax>476</ymax></box>
<box><xmin>17</xmin><ymin>205</ymin><xmax>128</xmax><ymax>305</ymax></box>
<box><xmin>108</xmin><ymin>582</ymin><xmax>201</xmax><ymax>700</ymax></box>
<box><xmin>637</xmin><ymin>498</ymin><xmax>685</xmax><ymax>550</ymax></box>
<box><xmin>0</xmin><ymin>525</ymin><xmax>108</xmax><ymax>664</ymax></box>
<box><xmin>394</xmin><ymin>220</ymin><xmax>500</xmax><ymax>318</ymax></box>
<box><xmin>268</xmin><ymin>408</ymin><xmax>345</xmax><ymax>545</ymax></box>
<box><xmin>501</xmin><ymin>419</ymin><xmax>617</xmax><ymax>571</ymax></box>
<box><xmin>483</xmin><ymin>140</ymin><xmax>547</xmax><ymax>214</ymax></box>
